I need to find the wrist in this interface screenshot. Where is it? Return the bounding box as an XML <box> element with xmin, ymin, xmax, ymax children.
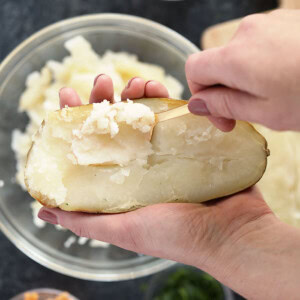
<box><xmin>199</xmin><ymin>214</ymin><xmax>300</xmax><ymax>299</ymax></box>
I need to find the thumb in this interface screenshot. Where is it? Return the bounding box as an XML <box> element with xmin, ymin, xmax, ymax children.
<box><xmin>38</xmin><ymin>207</ymin><xmax>144</xmax><ymax>250</ymax></box>
<box><xmin>188</xmin><ymin>86</ymin><xmax>268</xmax><ymax>125</ymax></box>
<box><xmin>37</xmin><ymin>204</ymin><xmax>215</xmax><ymax>265</ymax></box>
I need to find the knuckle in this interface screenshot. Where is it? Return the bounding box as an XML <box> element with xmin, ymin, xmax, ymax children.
<box><xmin>219</xmin><ymin>91</ymin><xmax>235</xmax><ymax>118</ymax></box>
<box><xmin>238</xmin><ymin>14</ymin><xmax>264</xmax><ymax>34</ymax></box>
<box><xmin>269</xmin><ymin>8</ymin><xmax>286</xmax><ymax>16</ymax></box>
<box><xmin>185</xmin><ymin>53</ymin><xmax>200</xmax><ymax>77</ymax></box>
<box><xmin>219</xmin><ymin>42</ymin><xmax>246</xmax><ymax>72</ymax></box>
<box><xmin>219</xmin><ymin>45</ymin><xmax>235</xmax><ymax>65</ymax></box>
<box><xmin>72</xmin><ymin>225</ymin><xmax>92</xmax><ymax>239</ymax></box>
<box><xmin>218</xmin><ymin>44</ymin><xmax>245</xmax><ymax>83</ymax></box>
<box><xmin>59</xmin><ymin>213</ymin><xmax>93</xmax><ymax>239</ymax></box>
<box><xmin>207</xmin><ymin>88</ymin><xmax>234</xmax><ymax>119</ymax></box>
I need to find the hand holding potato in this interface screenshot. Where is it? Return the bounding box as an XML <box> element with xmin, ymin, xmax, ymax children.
<box><xmin>38</xmin><ymin>70</ymin><xmax>300</xmax><ymax>299</ymax></box>
<box><xmin>26</xmin><ymin>74</ymin><xmax>268</xmax><ymax>212</ymax></box>
<box><xmin>37</xmin><ymin>10</ymin><xmax>300</xmax><ymax>298</ymax></box>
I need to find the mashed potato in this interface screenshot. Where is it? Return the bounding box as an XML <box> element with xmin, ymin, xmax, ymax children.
<box><xmin>255</xmin><ymin>126</ymin><xmax>300</xmax><ymax>227</ymax></box>
<box><xmin>71</xmin><ymin>100</ymin><xmax>155</xmax><ymax>167</ymax></box>
<box><xmin>12</xmin><ymin>36</ymin><xmax>300</xmax><ymax>229</ymax></box>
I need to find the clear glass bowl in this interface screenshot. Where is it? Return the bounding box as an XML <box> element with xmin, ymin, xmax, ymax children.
<box><xmin>0</xmin><ymin>14</ymin><xmax>198</xmax><ymax>281</ymax></box>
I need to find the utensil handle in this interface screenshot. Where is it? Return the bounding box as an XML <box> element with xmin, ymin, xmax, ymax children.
<box><xmin>156</xmin><ymin>104</ymin><xmax>189</xmax><ymax>123</ymax></box>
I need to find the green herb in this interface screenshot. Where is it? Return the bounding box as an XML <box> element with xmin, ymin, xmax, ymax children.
<box><xmin>140</xmin><ymin>282</ymin><xmax>149</xmax><ymax>292</ymax></box>
<box><xmin>155</xmin><ymin>268</ymin><xmax>224</xmax><ymax>300</ymax></box>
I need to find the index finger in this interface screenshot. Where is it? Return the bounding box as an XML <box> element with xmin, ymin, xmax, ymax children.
<box><xmin>185</xmin><ymin>47</ymin><xmax>238</xmax><ymax>94</ymax></box>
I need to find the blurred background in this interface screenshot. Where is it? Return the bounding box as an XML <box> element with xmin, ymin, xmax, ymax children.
<box><xmin>0</xmin><ymin>0</ymin><xmax>278</xmax><ymax>299</ymax></box>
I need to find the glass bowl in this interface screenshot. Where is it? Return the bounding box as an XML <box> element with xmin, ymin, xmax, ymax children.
<box><xmin>0</xmin><ymin>14</ymin><xmax>198</xmax><ymax>281</ymax></box>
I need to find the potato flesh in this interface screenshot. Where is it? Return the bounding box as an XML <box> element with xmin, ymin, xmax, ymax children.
<box><xmin>26</xmin><ymin>128</ymin><xmax>68</xmax><ymax>206</ymax></box>
<box><xmin>70</xmin><ymin>100</ymin><xmax>154</xmax><ymax>166</ymax></box>
<box><xmin>25</xmin><ymin>99</ymin><xmax>268</xmax><ymax>213</ymax></box>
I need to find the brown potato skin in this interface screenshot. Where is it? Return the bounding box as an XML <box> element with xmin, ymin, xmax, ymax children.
<box><xmin>25</xmin><ymin>98</ymin><xmax>270</xmax><ymax>213</ymax></box>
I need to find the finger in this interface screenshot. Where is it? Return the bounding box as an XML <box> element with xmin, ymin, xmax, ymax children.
<box><xmin>185</xmin><ymin>49</ymin><xmax>237</xmax><ymax>94</ymax></box>
<box><xmin>89</xmin><ymin>74</ymin><xmax>114</xmax><ymax>104</ymax></box>
<box><xmin>121</xmin><ymin>77</ymin><xmax>146</xmax><ymax>100</ymax></box>
<box><xmin>188</xmin><ymin>86</ymin><xmax>268</xmax><ymax>125</ymax></box>
<box><xmin>37</xmin><ymin>206</ymin><xmax>167</xmax><ymax>255</ymax></box>
<box><xmin>207</xmin><ymin>116</ymin><xmax>236</xmax><ymax>132</ymax></box>
<box><xmin>38</xmin><ymin>207</ymin><xmax>142</xmax><ymax>250</ymax></box>
<box><xmin>144</xmin><ymin>80</ymin><xmax>169</xmax><ymax>98</ymax></box>
<box><xmin>59</xmin><ymin>87</ymin><xmax>82</xmax><ymax>108</ymax></box>
<box><xmin>187</xmin><ymin>78</ymin><xmax>205</xmax><ymax>96</ymax></box>
<box><xmin>38</xmin><ymin>203</ymin><xmax>209</xmax><ymax>262</ymax></box>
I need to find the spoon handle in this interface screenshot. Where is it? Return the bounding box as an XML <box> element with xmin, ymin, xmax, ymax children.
<box><xmin>156</xmin><ymin>103</ymin><xmax>189</xmax><ymax>123</ymax></box>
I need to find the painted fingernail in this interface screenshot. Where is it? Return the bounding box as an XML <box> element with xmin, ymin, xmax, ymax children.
<box><xmin>126</xmin><ymin>77</ymin><xmax>138</xmax><ymax>89</ymax></box>
<box><xmin>93</xmin><ymin>74</ymin><xmax>105</xmax><ymax>86</ymax></box>
<box><xmin>59</xmin><ymin>87</ymin><xmax>67</xmax><ymax>94</ymax></box>
<box><xmin>188</xmin><ymin>99</ymin><xmax>210</xmax><ymax>116</ymax></box>
<box><xmin>145</xmin><ymin>80</ymin><xmax>155</xmax><ymax>87</ymax></box>
<box><xmin>38</xmin><ymin>210</ymin><xmax>58</xmax><ymax>225</ymax></box>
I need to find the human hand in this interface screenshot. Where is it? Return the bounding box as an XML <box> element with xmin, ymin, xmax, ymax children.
<box><xmin>59</xmin><ymin>74</ymin><xmax>169</xmax><ymax>106</ymax></box>
<box><xmin>38</xmin><ymin>74</ymin><xmax>300</xmax><ymax>299</ymax></box>
<box><xmin>186</xmin><ymin>9</ymin><xmax>300</xmax><ymax>132</ymax></box>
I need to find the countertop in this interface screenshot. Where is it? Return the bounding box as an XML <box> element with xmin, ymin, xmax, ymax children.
<box><xmin>0</xmin><ymin>0</ymin><xmax>277</xmax><ymax>299</ymax></box>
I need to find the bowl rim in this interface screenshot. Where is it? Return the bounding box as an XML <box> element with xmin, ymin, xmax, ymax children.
<box><xmin>0</xmin><ymin>13</ymin><xmax>199</xmax><ymax>73</ymax></box>
<box><xmin>0</xmin><ymin>13</ymin><xmax>199</xmax><ymax>281</ymax></box>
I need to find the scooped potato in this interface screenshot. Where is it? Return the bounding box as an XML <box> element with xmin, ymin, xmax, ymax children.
<box><xmin>25</xmin><ymin>98</ymin><xmax>269</xmax><ymax>213</ymax></box>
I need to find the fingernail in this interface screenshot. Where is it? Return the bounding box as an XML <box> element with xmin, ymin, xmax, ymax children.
<box><xmin>93</xmin><ymin>74</ymin><xmax>105</xmax><ymax>86</ymax></box>
<box><xmin>59</xmin><ymin>87</ymin><xmax>67</xmax><ymax>94</ymax></box>
<box><xmin>126</xmin><ymin>77</ymin><xmax>138</xmax><ymax>89</ymax></box>
<box><xmin>145</xmin><ymin>80</ymin><xmax>154</xmax><ymax>87</ymax></box>
<box><xmin>38</xmin><ymin>209</ymin><xmax>58</xmax><ymax>225</ymax></box>
<box><xmin>188</xmin><ymin>99</ymin><xmax>210</xmax><ymax>116</ymax></box>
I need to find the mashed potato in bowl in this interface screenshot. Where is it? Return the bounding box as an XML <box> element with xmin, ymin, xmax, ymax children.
<box><xmin>255</xmin><ymin>126</ymin><xmax>300</xmax><ymax>226</ymax></box>
<box><xmin>12</xmin><ymin>36</ymin><xmax>300</xmax><ymax>241</ymax></box>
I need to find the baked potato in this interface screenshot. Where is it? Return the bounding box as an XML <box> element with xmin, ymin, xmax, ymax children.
<box><xmin>25</xmin><ymin>98</ymin><xmax>269</xmax><ymax>213</ymax></box>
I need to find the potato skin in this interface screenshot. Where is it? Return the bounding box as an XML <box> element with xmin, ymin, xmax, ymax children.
<box><xmin>25</xmin><ymin>98</ymin><xmax>269</xmax><ymax>213</ymax></box>
<box><xmin>25</xmin><ymin>121</ymin><xmax>58</xmax><ymax>209</ymax></box>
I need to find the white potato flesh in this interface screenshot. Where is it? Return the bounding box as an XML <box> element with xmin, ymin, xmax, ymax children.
<box><xmin>25</xmin><ymin>98</ymin><xmax>269</xmax><ymax>213</ymax></box>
